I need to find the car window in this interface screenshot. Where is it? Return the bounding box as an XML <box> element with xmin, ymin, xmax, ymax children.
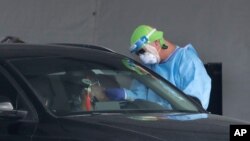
<box><xmin>9</xmin><ymin>57</ymin><xmax>199</xmax><ymax>116</ymax></box>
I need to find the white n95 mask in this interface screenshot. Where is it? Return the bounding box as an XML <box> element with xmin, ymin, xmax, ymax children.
<box><xmin>139</xmin><ymin>44</ymin><xmax>160</xmax><ymax>64</ymax></box>
<box><xmin>139</xmin><ymin>52</ymin><xmax>159</xmax><ymax>64</ymax></box>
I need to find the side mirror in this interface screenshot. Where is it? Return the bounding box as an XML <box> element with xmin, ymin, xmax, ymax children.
<box><xmin>0</xmin><ymin>110</ymin><xmax>28</xmax><ymax>120</ymax></box>
<box><xmin>187</xmin><ymin>95</ymin><xmax>203</xmax><ymax>108</ymax></box>
<box><xmin>0</xmin><ymin>96</ymin><xmax>27</xmax><ymax>120</ymax></box>
<box><xmin>0</xmin><ymin>101</ymin><xmax>13</xmax><ymax>111</ymax></box>
<box><xmin>0</xmin><ymin>96</ymin><xmax>14</xmax><ymax>111</ymax></box>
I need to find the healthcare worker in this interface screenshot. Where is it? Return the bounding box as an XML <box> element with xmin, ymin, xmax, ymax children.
<box><xmin>105</xmin><ymin>25</ymin><xmax>211</xmax><ymax>110</ymax></box>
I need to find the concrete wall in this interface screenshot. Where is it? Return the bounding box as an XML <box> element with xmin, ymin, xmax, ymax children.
<box><xmin>1</xmin><ymin>0</ymin><xmax>250</xmax><ymax>121</ymax></box>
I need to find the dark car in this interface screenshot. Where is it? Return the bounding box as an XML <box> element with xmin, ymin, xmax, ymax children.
<box><xmin>0</xmin><ymin>43</ymin><xmax>248</xmax><ymax>141</ymax></box>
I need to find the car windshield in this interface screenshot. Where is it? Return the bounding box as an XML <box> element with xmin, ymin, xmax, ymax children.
<box><xmin>9</xmin><ymin>56</ymin><xmax>200</xmax><ymax>116</ymax></box>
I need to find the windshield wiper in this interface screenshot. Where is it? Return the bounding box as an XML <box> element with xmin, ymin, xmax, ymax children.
<box><xmin>60</xmin><ymin>109</ymin><xmax>202</xmax><ymax>117</ymax></box>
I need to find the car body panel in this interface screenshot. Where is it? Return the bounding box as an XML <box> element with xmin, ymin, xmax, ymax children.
<box><xmin>57</xmin><ymin>113</ymin><xmax>247</xmax><ymax>141</ymax></box>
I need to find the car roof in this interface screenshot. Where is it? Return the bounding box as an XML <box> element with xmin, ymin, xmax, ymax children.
<box><xmin>0</xmin><ymin>43</ymin><xmax>118</xmax><ymax>59</ymax></box>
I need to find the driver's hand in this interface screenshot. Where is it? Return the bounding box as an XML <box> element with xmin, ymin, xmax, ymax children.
<box><xmin>91</xmin><ymin>86</ymin><xmax>109</xmax><ymax>101</ymax></box>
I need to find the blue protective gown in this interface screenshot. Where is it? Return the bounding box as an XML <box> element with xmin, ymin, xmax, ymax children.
<box><xmin>125</xmin><ymin>44</ymin><xmax>211</xmax><ymax>109</ymax></box>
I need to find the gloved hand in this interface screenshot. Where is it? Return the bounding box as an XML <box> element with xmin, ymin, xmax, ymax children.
<box><xmin>104</xmin><ymin>88</ymin><xmax>125</xmax><ymax>100</ymax></box>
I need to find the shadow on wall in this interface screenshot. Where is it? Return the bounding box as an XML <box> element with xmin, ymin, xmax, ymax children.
<box><xmin>205</xmin><ymin>63</ymin><xmax>222</xmax><ymax>115</ymax></box>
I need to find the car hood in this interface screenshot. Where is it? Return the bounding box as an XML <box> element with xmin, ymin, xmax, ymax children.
<box><xmin>58</xmin><ymin>112</ymin><xmax>248</xmax><ymax>141</ymax></box>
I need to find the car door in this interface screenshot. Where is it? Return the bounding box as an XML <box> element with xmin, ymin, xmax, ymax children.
<box><xmin>0</xmin><ymin>65</ymin><xmax>37</xmax><ymax>141</ymax></box>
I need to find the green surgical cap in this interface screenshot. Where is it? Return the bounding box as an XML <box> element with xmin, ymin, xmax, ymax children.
<box><xmin>130</xmin><ymin>25</ymin><xmax>164</xmax><ymax>47</ymax></box>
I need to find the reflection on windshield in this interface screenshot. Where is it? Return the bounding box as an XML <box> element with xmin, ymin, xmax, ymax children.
<box><xmin>10</xmin><ymin>57</ymin><xmax>200</xmax><ymax>116</ymax></box>
<box><xmin>128</xmin><ymin>113</ymin><xmax>208</xmax><ymax>121</ymax></box>
<box><xmin>122</xmin><ymin>58</ymin><xmax>148</xmax><ymax>75</ymax></box>
<box><xmin>166</xmin><ymin>113</ymin><xmax>208</xmax><ymax>121</ymax></box>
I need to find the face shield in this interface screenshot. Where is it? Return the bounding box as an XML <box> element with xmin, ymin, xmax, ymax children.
<box><xmin>129</xmin><ymin>28</ymin><xmax>156</xmax><ymax>54</ymax></box>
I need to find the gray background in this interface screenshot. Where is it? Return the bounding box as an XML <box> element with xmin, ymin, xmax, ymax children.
<box><xmin>0</xmin><ymin>0</ymin><xmax>249</xmax><ymax>121</ymax></box>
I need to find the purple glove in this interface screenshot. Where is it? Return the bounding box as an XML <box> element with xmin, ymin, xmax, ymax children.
<box><xmin>104</xmin><ymin>88</ymin><xmax>125</xmax><ymax>100</ymax></box>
